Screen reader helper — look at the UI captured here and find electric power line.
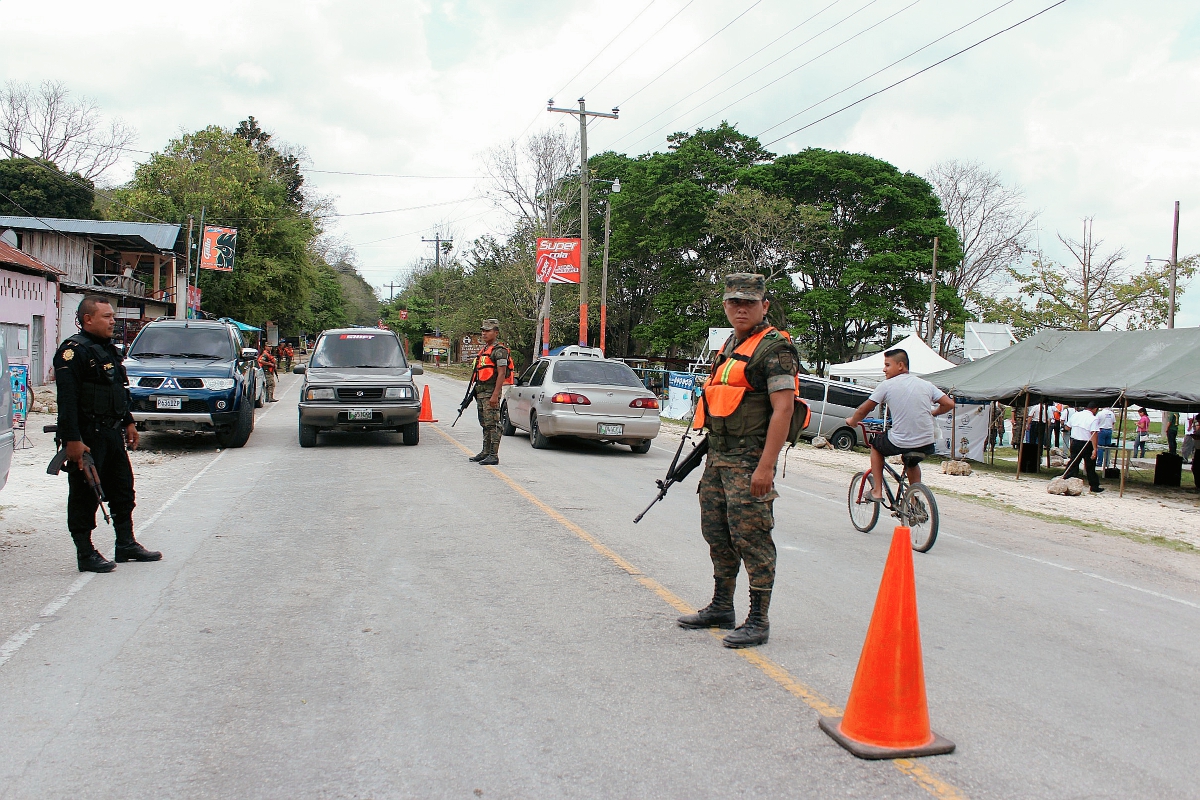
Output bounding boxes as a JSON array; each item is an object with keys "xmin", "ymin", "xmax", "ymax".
[
  {"xmin": 756, "ymin": 0, "xmax": 1016, "ymax": 139},
  {"xmin": 580, "ymin": 0, "xmax": 698, "ymax": 98},
  {"xmin": 551, "ymin": 0, "xmax": 661, "ymax": 99},
  {"xmin": 762, "ymin": 0, "xmax": 1069, "ymax": 145}
]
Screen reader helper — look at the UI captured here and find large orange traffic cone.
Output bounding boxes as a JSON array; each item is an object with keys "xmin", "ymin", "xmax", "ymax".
[
  {"xmin": 819, "ymin": 525, "xmax": 955, "ymax": 759},
  {"xmin": 418, "ymin": 385, "xmax": 438, "ymax": 423}
]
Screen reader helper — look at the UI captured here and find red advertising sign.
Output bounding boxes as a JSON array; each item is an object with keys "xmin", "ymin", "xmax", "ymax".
[
  {"xmin": 535, "ymin": 238, "xmax": 582, "ymax": 284},
  {"xmin": 398, "ymin": 309, "xmax": 409, "ymax": 320},
  {"xmin": 200, "ymin": 226, "xmax": 237, "ymax": 271}
]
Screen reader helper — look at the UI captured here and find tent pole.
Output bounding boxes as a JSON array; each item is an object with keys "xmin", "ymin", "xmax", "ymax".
[
  {"xmin": 1119, "ymin": 398, "xmax": 1129, "ymax": 498},
  {"xmin": 1016, "ymin": 391, "xmax": 1029, "ymax": 481},
  {"xmin": 950, "ymin": 402, "xmax": 957, "ymax": 461}
]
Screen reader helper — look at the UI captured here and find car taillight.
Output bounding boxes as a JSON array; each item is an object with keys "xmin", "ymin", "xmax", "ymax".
[
  {"xmin": 551, "ymin": 392, "xmax": 591, "ymax": 405},
  {"xmin": 630, "ymin": 397, "xmax": 659, "ymax": 409}
]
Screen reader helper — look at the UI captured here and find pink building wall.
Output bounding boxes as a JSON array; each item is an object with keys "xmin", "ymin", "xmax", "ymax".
[{"xmin": 0, "ymin": 267, "xmax": 59, "ymax": 386}]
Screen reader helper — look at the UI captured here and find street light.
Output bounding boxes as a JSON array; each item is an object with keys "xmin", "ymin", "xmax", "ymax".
[{"xmin": 594, "ymin": 178, "xmax": 620, "ymax": 354}]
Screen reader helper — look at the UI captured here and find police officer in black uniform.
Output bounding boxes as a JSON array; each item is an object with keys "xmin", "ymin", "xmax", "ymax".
[{"xmin": 55, "ymin": 295, "xmax": 161, "ymax": 572}]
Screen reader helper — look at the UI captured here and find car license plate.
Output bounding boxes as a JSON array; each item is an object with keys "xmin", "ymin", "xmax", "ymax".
[
  {"xmin": 156, "ymin": 396, "xmax": 183, "ymax": 410},
  {"xmin": 598, "ymin": 423, "xmax": 624, "ymax": 436},
  {"xmin": 347, "ymin": 408, "xmax": 374, "ymax": 421}
]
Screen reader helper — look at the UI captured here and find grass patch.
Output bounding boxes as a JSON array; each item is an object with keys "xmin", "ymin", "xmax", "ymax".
[{"xmin": 423, "ymin": 363, "xmax": 473, "ymax": 381}]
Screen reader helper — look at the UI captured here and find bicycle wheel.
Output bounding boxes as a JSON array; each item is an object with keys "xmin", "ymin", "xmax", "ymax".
[
  {"xmin": 901, "ymin": 482, "xmax": 939, "ymax": 552},
  {"xmin": 847, "ymin": 471, "xmax": 881, "ymax": 533}
]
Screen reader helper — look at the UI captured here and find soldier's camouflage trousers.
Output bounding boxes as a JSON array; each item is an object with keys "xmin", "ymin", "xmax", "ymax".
[
  {"xmin": 475, "ymin": 384, "xmax": 502, "ymax": 455},
  {"xmin": 698, "ymin": 457, "xmax": 778, "ymax": 591}
]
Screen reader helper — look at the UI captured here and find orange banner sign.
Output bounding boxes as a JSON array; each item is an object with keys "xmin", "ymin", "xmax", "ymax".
[{"xmin": 200, "ymin": 226, "xmax": 238, "ymax": 271}]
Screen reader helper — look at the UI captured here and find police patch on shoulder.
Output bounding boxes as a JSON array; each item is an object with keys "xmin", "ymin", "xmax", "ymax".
[
  {"xmin": 764, "ymin": 331, "xmax": 780, "ymax": 340},
  {"xmin": 62, "ymin": 348, "xmax": 75, "ymax": 361}
]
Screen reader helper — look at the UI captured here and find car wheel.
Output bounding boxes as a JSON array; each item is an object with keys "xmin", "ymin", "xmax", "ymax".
[
  {"xmin": 530, "ymin": 412, "xmax": 551, "ymax": 449},
  {"xmin": 298, "ymin": 423, "xmax": 318, "ymax": 448},
  {"xmin": 218, "ymin": 399, "xmax": 254, "ymax": 448},
  {"xmin": 401, "ymin": 421, "xmax": 420, "ymax": 446},
  {"xmin": 830, "ymin": 428, "xmax": 855, "ymax": 451},
  {"xmin": 630, "ymin": 439, "xmax": 652, "ymax": 454},
  {"xmin": 500, "ymin": 402, "xmax": 516, "ymax": 436}
]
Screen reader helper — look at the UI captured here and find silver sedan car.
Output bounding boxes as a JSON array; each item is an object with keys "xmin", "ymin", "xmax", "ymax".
[{"xmin": 501, "ymin": 347, "xmax": 661, "ymax": 453}]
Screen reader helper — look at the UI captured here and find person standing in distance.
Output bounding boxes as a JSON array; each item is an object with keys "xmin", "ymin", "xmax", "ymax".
[
  {"xmin": 845, "ymin": 349, "xmax": 955, "ymax": 501},
  {"xmin": 258, "ymin": 345, "xmax": 278, "ymax": 403},
  {"xmin": 54, "ymin": 296, "xmax": 161, "ymax": 572},
  {"xmin": 677, "ymin": 274, "xmax": 798, "ymax": 649},
  {"xmin": 469, "ymin": 319, "xmax": 512, "ymax": 466},
  {"xmin": 1065, "ymin": 403, "xmax": 1104, "ymax": 493}
]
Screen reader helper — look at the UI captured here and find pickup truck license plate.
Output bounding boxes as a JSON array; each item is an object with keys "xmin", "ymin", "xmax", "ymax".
[
  {"xmin": 598, "ymin": 423, "xmax": 624, "ymax": 436},
  {"xmin": 156, "ymin": 396, "xmax": 183, "ymax": 410},
  {"xmin": 347, "ymin": 408, "xmax": 374, "ymax": 421}
]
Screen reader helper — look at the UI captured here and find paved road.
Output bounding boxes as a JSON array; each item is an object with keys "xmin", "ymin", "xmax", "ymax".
[{"xmin": 1, "ymin": 371, "xmax": 1197, "ymax": 799}]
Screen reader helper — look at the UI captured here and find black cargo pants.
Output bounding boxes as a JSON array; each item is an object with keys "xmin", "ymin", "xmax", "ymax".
[{"xmin": 67, "ymin": 424, "xmax": 136, "ymax": 534}]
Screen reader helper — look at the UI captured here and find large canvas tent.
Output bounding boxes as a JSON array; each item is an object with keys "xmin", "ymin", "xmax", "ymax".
[
  {"xmin": 924, "ymin": 329, "xmax": 1200, "ymax": 412},
  {"xmin": 827, "ymin": 333, "xmax": 955, "ymax": 383}
]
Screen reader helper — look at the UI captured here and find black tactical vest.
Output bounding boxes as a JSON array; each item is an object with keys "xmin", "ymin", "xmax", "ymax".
[{"xmin": 66, "ymin": 333, "xmax": 130, "ymax": 420}]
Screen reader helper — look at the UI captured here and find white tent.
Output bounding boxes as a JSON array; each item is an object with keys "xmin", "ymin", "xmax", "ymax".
[{"xmin": 827, "ymin": 334, "xmax": 955, "ymax": 384}]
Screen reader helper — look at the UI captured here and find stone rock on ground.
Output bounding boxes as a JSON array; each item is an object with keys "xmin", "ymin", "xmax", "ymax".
[
  {"xmin": 1047, "ymin": 476, "xmax": 1086, "ymax": 496},
  {"xmin": 811, "ymin": 436, "xmax": 831, "ymax": 449},
  {"xmin": 942, "ymin": 459, "xmax": 972, "ymax": 476}
]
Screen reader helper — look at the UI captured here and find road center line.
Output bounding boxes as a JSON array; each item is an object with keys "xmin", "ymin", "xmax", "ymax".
[
  {"xmin": 430, "ymin": 423, "xmax": 968, "ymax": 800},
  {"xmin": 0, "ymin": 376, "xmax": 301, "ymax": 671}
]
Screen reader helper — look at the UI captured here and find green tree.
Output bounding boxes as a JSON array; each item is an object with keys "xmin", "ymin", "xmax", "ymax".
[{"xmin": 0, "ymin": 158, "xmax": 97, "ymax": 218}]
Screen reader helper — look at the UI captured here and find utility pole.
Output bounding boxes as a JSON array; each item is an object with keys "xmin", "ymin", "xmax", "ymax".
[
  {"xmin": 548, "ymin": 97, "xmax": 619, "ymax": 347},
  {"xmin": 598, "ymin": 177, "xmax": 620, "ymax": 355},
  {"xmin": 927, "ymin": 236, "xmax": 939, "ymax": 347},
  {"xmin": 422, "ymin": 233, "xmax": 452, "ymax": 342},
  {"xmin": 1170, "ymin": 201, "xmax": 1180, "ymax": 329},
  {"xmin": 383, "ymin": 282, "xmax": 401, "ymax": 301},
  {"xmin": 178, "ymin": 214, "xmax": 193, "ymax": 320}
]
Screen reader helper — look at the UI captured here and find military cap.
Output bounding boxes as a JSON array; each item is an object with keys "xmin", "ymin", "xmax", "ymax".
[
  {"xmin": 481, "ymin": 319, "xmax": 501, "ymax": 331},
  {"xmin": 723, "ymin": 273, "xmax": 766, "ymax": 301}
]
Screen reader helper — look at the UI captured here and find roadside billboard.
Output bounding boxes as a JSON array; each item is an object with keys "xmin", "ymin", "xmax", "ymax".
[
  {"xmin": 423, "ymin": 335, "xmax": 451, "ymax": 357},
  {"xmin": 535, "ymin": 238, "xmax": 582, "ymax": 284},
  {"xmin": 200, "ymin": 226, "xmax": 237, "ymax": 271},
  {"xmin": 460, "ymin": 333, "xmax": 486, "ymax": 362}
]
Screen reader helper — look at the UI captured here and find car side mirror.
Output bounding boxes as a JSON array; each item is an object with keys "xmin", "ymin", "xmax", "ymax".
[
  {"xmin": 293, "ymin": 364, "xmax": 306, "ymax": 374},
  {"xmin": 241, "ymin": 348, "xmax": 258, "ymax": 361},
  {"xmin": 410, "ymin": 364, "xmax": 424, "ymax": 375}
]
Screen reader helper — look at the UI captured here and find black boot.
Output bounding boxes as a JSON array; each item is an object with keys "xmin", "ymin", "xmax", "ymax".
[
  {"xmin": 469, "ymin": 452, "xmax": 488, "ymax": 462},
  {"xmin": 478, "ymin": 454, "xmax": 499, "ymax": 466},
  {"xmin": 72, "ymin": 530, "xmax": 115, "ymax": 573},
  {"xmin": 723, "ymin": 588, "xmax": 771, "ymax": 648},
  {"xmin": 678, "ymin": 577, "xmax": 737, "ymax": 629},
  {"xmin": 114, "ymin": 522, "xmax": 162, "ymax": 563}
]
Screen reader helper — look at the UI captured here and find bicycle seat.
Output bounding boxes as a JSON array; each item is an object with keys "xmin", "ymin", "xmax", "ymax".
[{"xmin": 900, "ymin": 452, "xmax": 926, "ymax": 467}]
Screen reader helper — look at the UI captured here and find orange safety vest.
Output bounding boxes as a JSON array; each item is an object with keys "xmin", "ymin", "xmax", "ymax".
[
  {"xmin": 473, "ymin": 343, "xmax": 514, "ymax": 384},
  {"xmin": 693, "ymin": 327, "xmax": 806, "ymax": 431}
]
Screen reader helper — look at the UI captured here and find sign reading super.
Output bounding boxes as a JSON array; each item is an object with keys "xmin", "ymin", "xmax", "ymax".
[{"xmin": 535, "ymin": 238, "xmax": 582, "ymax": 284}]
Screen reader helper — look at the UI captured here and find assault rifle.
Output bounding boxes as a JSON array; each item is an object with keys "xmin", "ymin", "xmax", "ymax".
[
  {"xmin": 450, "ymin": 376, "xmax": 478, "ymax": 427},
  {"xmin": 634, "ymin": 424, "xmax": 709, "ymax": 524},
  {"xmin": 45, "ymin": 425, "xmax": 111, "ymax": 523}
]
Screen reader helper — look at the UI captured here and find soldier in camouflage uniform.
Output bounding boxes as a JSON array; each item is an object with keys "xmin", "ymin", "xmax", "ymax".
[
  {"xmin": 469, "ymin": 319, "xmax": 512, "ymax": 466},
  {"xmin": 678, "ymin": 274, "xmax": 799, "ymax": 648}
]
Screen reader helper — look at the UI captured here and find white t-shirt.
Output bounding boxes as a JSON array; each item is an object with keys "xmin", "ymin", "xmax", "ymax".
[
  {"xmin": 1066, "ymin": 409, "xmax": 1100, "ymax": 442},
  {"xmin": 869, "ymin": 372, "xmax": 944, "ymax": 448},
  {"xmin": 1096, "ymin": 408, "xmax": 1116, "ymax": 430}
]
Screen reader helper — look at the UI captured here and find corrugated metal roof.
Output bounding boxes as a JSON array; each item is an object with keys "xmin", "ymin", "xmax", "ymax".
[
  {"xmin": 0, "ymin": 238, "xmax": 65, "ymax": 277},
  {"xmin": 0, "ymin": 215, "xmax": 181, "ymax": 251}
]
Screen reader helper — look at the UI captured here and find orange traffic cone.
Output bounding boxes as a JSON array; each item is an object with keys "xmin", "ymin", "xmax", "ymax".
[
  {"xmin": 819, "ymin": 526, "xmax": 955, "ymax": 759},
  {"xmin": 418, "ymin": 385, "xmax": 438, "ymax": 423}
]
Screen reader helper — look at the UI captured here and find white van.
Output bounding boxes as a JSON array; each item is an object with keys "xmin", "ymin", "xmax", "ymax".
[{"xmin": 798, "ymin": 376, "xmax": 872, "ymax": 450}]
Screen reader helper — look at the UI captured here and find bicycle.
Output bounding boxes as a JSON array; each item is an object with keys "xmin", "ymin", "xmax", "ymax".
[{"xmin": 847, "ymin": 419, "xmax": 940, "ymax": 552}]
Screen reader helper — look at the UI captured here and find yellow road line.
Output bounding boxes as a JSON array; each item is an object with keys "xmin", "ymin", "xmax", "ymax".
[{"xmin": 431, "ymin": 424, "xmax": 967, "ymax": 800}]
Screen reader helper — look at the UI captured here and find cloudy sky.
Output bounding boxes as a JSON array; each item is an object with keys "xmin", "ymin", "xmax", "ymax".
[{"xmin": 5, "ymin": 0, "xmax": 1199, "ymax": 321}]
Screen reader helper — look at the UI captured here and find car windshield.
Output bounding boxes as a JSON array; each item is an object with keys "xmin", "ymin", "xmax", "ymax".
[
  {"xmin": 552, "ymin": 360, "xmax": 643, "ymax": 387},
  {"xmin": 310, "ymin": 332, "xmax": 407, "ymax": 368},
  {"xmin": 129, "ymin": 327, "xmax": 233, "ymax": 360}
]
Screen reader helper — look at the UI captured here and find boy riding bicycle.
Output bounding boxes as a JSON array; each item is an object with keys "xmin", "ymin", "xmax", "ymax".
[{"xmin": 845, "ymin": 348, "xmax": 955, "ymax": 502}]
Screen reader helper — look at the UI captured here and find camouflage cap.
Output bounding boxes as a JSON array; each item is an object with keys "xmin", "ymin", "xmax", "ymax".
[
  {"xmin": 481, "ymin": 318, "xmax": 501, "ymax": 331},
  {"xmin": 723, "ymin": 273, "xmax": 766, "ymax": 301}
]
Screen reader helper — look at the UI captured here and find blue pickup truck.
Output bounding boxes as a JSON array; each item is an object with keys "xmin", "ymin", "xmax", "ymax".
[{"xmin": 124, "ymin": 318, "xmax": 260, "ymax": 448}]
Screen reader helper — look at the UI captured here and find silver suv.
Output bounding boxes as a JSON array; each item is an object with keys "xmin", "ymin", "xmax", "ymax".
[{"xmin": 294, "ymin": 328, "xmax": 423, "ymax": 447}]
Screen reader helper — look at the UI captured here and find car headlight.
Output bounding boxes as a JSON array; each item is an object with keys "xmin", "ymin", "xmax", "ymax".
[
  {"xmin": 306, "ymin": 387, "xmax": 335, "ymax": 400},
  {"xmin": 202, "ymin": 378, "xmax": 235, "ymax": 390},
  {"xmin": 384, "ymin": 387, "xmax": 413, "ymax": 399}
]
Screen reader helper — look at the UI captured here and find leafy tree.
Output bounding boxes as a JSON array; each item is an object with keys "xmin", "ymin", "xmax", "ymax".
[{"xmin": 0, "ymin": 157, "xmax": 97, "ymax": 218}]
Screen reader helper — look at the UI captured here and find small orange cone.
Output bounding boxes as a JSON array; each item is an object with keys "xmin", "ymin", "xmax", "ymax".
[
  {"xmin": 819, "ymin": 526, "xmax": 955, "ymax": 759},
  {"xmin": 418, "ymin": 385, "xmax": 437, "ymax": 423}
]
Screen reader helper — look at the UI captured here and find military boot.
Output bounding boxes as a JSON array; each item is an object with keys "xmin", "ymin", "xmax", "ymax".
[
  {"xmin": 469, "ymin": 452, "xmax": 488, "ymax": 462},
  {"xmin": 677, "ymin": 577, "xmax": 737, "ymax": 629},
  {"xmin": 723, "ymin": 588, "xmax": 771, "ymax": 648},
  {"xmin": 478, "ymin": 454, "xmax": 499, "ymax": 466},
  {"xmin": 114, "ymin": 522, "xmax": 162, "ymax": 563},
  {"xmin": 72, "ymin": 530, "xmax": 115, "ymax": 573}
]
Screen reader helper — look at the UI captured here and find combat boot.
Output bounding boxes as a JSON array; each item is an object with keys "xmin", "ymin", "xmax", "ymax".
[
  {"xmin": 478, "ymin": 454, "xmax": 499, "ymax": 466},
  {"xmin": 114, "ymin": 522, "xmax": 162, "ymax": 563},
  {"xmin": 72, "ymin": 530, "xmax": 115, "ymax": 573},
  {"xmin": 678, "ymin": 577, "xmax": 737, "ymax": 629},
  {"xmin": 469, "ymin": 452, "xmax": 488, "ymax": 462},
  {"xmin": 723, "ymin": 588, "xmax": 770, "ymax": 648}
]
